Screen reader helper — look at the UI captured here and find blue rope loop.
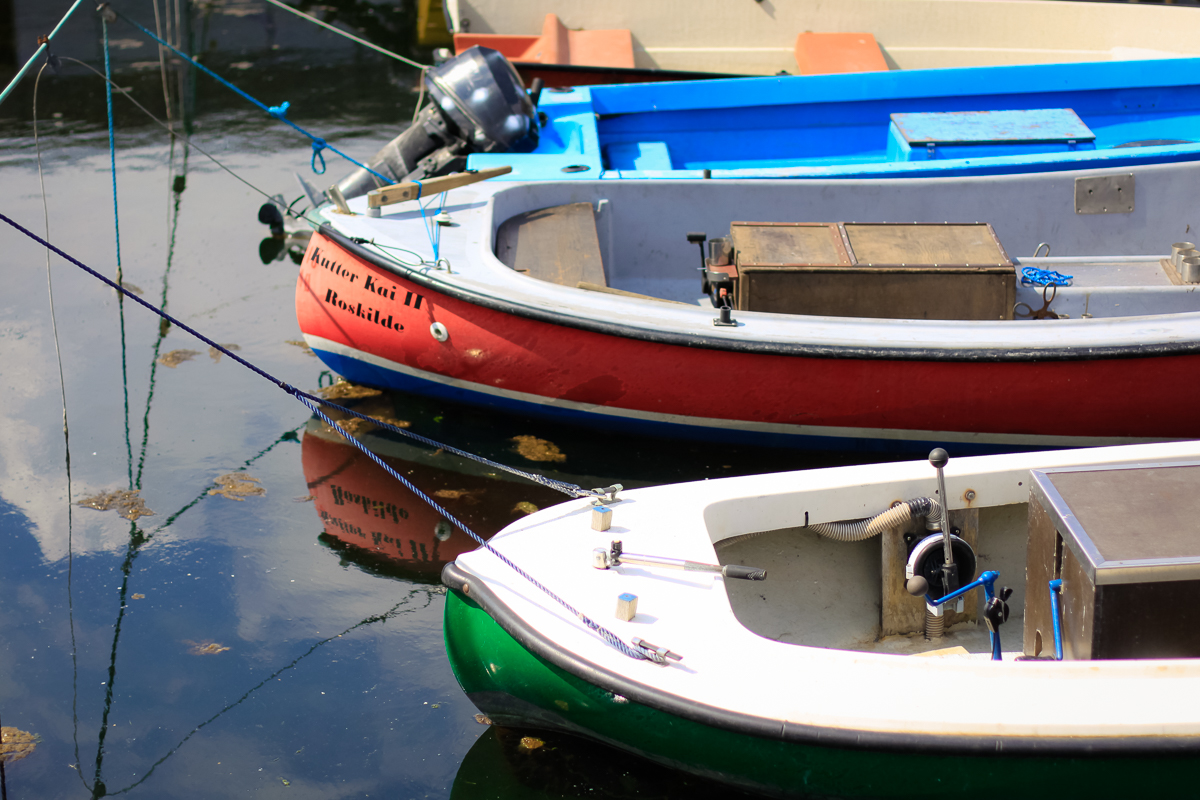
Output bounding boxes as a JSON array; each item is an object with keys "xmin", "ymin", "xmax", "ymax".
[
  {"xmin": 0, "ymin": 211, "xmax": 646, "ymax": 661},
  {"xmin": 1020, "ymin": 266, "xmax": 1073, "ymax": 287},
  {"xmin": 416, "ymin": 188, "xmax": 449, "ymax": 262},
  {"xmin": 310, "ymin": 138, "xmax": 327, "ymax": 174}
]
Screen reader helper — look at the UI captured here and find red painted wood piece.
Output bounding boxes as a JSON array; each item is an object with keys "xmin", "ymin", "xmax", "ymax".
[
  {"xmin": 794, "ymin": 32, "xmax": 889, "ymax": 75},
  {"xmin": 454, "ymin": 13, "xmax": 634, "ymax": 68}
]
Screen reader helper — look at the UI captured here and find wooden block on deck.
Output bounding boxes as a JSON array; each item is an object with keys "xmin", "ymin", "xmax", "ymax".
[
  {"xmin": 794, "ymin": 32, "xmax": 889, "ymax": 75},
  {"xmin": 455, "ymin": 14, "xmax": 634, "ymax": 69},
  {"xmin": 496, "ymin": 202, "xmax": 607, "ymax": 288}
]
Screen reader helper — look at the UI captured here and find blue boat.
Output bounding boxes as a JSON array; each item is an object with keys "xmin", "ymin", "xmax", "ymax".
[{"xmin": 455, "ymin": 57, "xmax": 1200, "ymax": 182}]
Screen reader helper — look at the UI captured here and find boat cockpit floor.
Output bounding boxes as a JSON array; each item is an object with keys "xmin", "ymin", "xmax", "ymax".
[{"xmin": 493, "ymin": 201, "xmax": 1200, "ymax": 319}]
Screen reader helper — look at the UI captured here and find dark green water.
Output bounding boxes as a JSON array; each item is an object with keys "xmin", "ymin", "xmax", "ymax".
[{"xmin": 0, "ymin": 3, "xmax": 883, "ymax": 797}]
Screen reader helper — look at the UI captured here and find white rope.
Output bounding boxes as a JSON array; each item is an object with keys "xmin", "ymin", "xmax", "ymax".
[{"xmin": 263, "ymin": 0, "xmax": 432, "ymax": 70}]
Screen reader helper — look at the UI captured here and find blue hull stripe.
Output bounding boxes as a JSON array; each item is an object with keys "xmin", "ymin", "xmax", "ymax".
[{"xmin": 308, "ymin": 343, "xmax": 1153, "ymax": 455}]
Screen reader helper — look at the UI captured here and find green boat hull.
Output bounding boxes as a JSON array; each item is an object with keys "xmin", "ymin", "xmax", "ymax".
[{"xmin": 443, "ymin": 575, "xmax": 1199, "ymax": 798}]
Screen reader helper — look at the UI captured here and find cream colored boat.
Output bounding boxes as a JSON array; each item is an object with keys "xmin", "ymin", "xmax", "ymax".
[{"xmin": 444, "ymin": 0, "xmax": 1200, "ymax": 75}]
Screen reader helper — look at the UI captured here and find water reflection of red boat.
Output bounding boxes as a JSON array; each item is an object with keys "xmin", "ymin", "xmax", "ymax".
[{"xmin": 301, "ymin": 416, "xmax": 566, "ymax": 577}]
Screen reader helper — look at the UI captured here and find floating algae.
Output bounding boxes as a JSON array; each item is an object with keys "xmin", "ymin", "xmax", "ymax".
[
  {"xmin": 0, "ymin": 727, "xmax": 41, "ymax": 764},
  {"xmin": 512, "ymin": 435, "xmax": 567, "ymax": 463},
  {"xmin": 184, "ymin": 640, "xmax": 230, "ymax": 655},
  {"xmin": 434, "ymin": 489, "xmax": 483, "ymax": 503},
  {"xmin": 208, "ymin": 343, "xmax": 241, "ymax": 363},
  {"xmin": 518, "ymin": 736, "xmax": 544, "ymax": 752},
  {"xmin": 77, "ymin": 489, "xmax": 155, "ymax": 521},
  {"xmin": 474, "ymin": 714, "xmax": 492, "ymax": 726},
  {"xmin": 285, "ymin": 339, "xmax": 315, "ymax": 357},
  {"xmin": 132, "ymin": 593, "xmax": 145, "ymax": 600},
  {"xmin": 157, "ymin": 349, "xmax": 200, "ymax": 368},
  {"xmin": 512, "ymin": 501, "xmax": 539, "ymax": 516},
  {"xmin": 324, "ymin": 413, "xmax": 411, "ymax": 437},
  {"xmin": 208, "ymin": 473, "xmax": 266, "ymax": 501},
  {"xmin": 315, "ymin": 380, "xmax": 381, "ymax": 400}
]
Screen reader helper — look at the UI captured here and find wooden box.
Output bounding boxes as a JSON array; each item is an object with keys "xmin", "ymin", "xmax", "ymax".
[
  {"xmin": 1023, "ymin": 462, "xmax": 1200, "ymax": 660},
  {"xmin": 728, "ymin": 222, "xmax": 1014, "ymax": 320}
]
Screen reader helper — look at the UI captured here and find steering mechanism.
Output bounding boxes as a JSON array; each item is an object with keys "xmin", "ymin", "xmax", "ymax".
[{"xmin": 903, "ymin": 449, "xmax": 1012, "ymax": 659}]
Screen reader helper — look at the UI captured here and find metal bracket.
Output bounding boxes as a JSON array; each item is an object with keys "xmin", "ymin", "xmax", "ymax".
[
  {"xmin": 1075, "ymin": 174, "xmax": 1134, "ymax": 214},
  {"xmin": 587, "ymin": 483, "xmax": 623, "ymax": 504},
  {"xmin": 632, "ymin": 637, "xmax": 683, "ymax": 664}
]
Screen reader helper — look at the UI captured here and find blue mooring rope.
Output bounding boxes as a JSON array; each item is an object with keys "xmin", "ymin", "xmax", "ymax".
[
  {"xmin": 109, "ymin": 7, "xmax": 391, "ymax": 186},
  {"xmin": 0, "ymin": 211, "xmax": 652, "ymax": 664},
  {"xmin": 1020, "ymin": 266, "xmax": 1073, "ymax": 287},
  {"xmin": 295, "ymin": 395, "xmax": 651, "ymax": 663}
]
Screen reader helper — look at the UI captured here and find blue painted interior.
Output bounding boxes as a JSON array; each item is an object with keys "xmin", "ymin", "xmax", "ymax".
[{"xmin": 469, "ymin": 58, "xmax": 1200, "ymax": 180}]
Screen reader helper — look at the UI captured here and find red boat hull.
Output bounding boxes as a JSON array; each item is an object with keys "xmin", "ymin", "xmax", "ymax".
[{"xmin": 296, "ymin": 230, "xmax": 1200, "ymax": 452}]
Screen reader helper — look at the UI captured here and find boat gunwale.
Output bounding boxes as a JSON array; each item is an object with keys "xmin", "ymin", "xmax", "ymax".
[
  {"xmin": 441, "ymin": 560, "xmax": 1200, "ymax": 756},
  {"xmin": 318, "ymin": 224, "xmax": 1200, "ymax": 363}
]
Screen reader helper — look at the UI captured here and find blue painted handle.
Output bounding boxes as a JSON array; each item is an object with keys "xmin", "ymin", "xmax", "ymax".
[
  {"xmin": 924, "ymin": 570, "xmax": 999, "ymax": 608},
  {"xmin": 1049, "ymin": 579, "xmax": 1064, "ymax": 661},
  {"xmin": 925, "ymin": 570, "xmax": 1004, "ymax": 662}
]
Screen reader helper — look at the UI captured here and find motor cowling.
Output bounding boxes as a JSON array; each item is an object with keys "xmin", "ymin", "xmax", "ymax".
[{"xmin": 333, "ymin": 46, "xmax": 538, "ymax": 200}]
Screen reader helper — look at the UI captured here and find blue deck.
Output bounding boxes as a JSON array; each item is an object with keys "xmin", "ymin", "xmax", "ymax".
[{"xmin": 468, "ymin": 58, "xmax": 1200, "ymax": 180}]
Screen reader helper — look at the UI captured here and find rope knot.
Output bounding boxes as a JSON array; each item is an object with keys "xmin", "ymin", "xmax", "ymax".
[
  {"xmin": 310, "ymin": 138, "xmax": 327, "ymax": 174},
  {"xmin": 267, "ymin": 100, "xmax": 290, "ymax": 119},
  {"xmin": 1020, "ymin": 266, "xmax": 1073, "ymax": 287}
]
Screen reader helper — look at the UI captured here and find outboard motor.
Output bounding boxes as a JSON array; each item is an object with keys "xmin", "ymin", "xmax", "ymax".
[{"xmin": 332, "ymin": 46, "xmax": 538, "ymax": 200}]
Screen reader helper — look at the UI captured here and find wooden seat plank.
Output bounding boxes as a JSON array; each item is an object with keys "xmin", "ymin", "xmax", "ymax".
[{"xmin": 496, "ymin": 202, "xmax": 608, "ymax": 288}]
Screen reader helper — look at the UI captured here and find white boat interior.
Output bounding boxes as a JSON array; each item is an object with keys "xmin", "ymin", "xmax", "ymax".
[
  {"xmin": 453, "ymin": 441, "xmax": 1200, "ymax": 739},
  {"xmin": 328, "ymin": 167, "xmax": 1200, "ymax": 350}
]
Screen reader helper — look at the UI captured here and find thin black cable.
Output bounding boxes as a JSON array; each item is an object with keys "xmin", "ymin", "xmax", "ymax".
[
  {"xmin": 297, "ymin": 396, "xmax": 652, "ymax": 662},
  {"xmin": 0, "ymin": 212, "xmax": 597, "ymax": 500},
  {"xmin": 1, "ymin": 704, "xmax": 7, "ymax": 800},
  {"xmin": 72, "ymin": 423, "xmax": 304, "ymax": 795},
  {"xmin": 57, "ymin": 56, "xmax": 318, "ymax": 225},
  {"xmin": 31, "ymin": 60, "xmax": 92, "ymax": 795},
  {"xmin": 22, "ymin": 62, "xmax": 597, "ymax": 498},
  {"xmin": 0, "ymin": 214, "xmax": 651, "ymax": 663},
  {"xmin": 104, "ymin": 592, "xmax": 431, "ymax": 796}
]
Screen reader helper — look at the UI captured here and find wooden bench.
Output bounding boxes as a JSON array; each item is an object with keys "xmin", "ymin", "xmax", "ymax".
[{"xmin": 496, "ymin": 202, "xmax": 608, "ymax": 288}]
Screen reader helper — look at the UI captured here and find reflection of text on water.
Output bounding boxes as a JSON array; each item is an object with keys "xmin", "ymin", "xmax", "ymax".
[{"xmin": 330, "ymin": 483, "xmax": 409, "ymax": 522}]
